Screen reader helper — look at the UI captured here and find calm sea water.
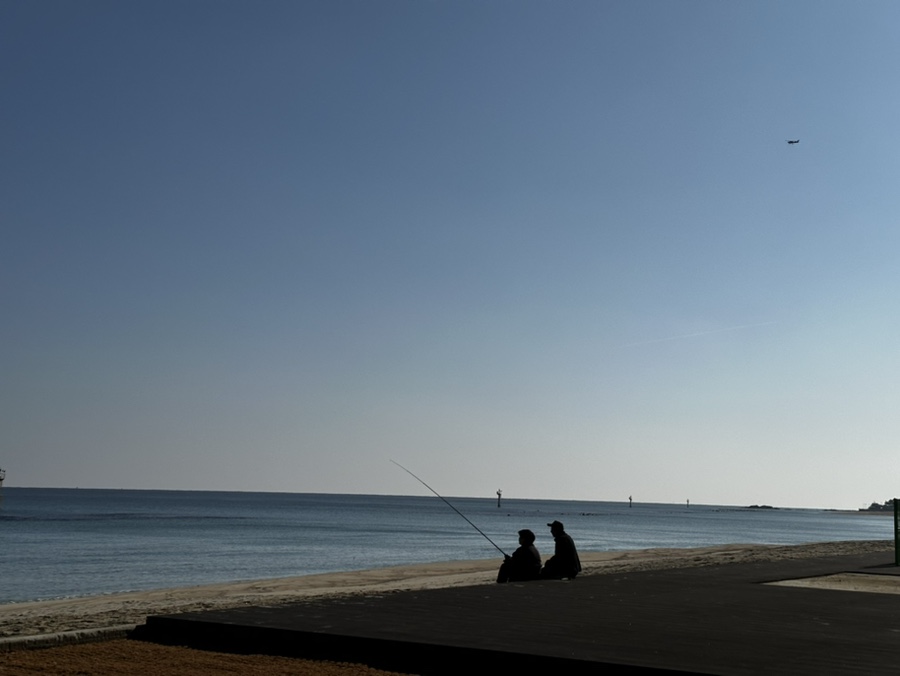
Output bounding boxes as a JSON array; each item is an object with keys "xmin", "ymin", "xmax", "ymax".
[{"xmin": 0, "ymin": 488, "xmax": 892, "ymax": 604}]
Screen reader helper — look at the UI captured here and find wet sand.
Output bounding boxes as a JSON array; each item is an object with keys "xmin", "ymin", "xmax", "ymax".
[{"xmin": 0, "ymin": 541, "xmax": 893, "ymax": 674}]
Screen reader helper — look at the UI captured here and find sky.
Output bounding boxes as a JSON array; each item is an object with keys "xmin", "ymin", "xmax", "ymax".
[{"xmin": 3, "ymin": 1, "xmax": 899, "ymax": 509}]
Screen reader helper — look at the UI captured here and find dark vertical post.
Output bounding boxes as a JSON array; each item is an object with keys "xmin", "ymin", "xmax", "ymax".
[{"xmin": 893, "ymin": 498, "xmax": 899, "ymax": 567}]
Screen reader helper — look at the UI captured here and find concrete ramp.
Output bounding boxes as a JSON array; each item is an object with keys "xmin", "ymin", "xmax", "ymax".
[{"xmin": 135, "ymin": 551, "xmax": 900, "ymax": 675}]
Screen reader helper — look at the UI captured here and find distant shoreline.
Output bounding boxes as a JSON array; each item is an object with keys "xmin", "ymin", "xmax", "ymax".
[
  {"xmin": 830, "ymin": 509, "xmax": 895, "ymax": 516},
  {"xmin": 0, "ymin": 486, "xmax": 878, "ymax": 512}
]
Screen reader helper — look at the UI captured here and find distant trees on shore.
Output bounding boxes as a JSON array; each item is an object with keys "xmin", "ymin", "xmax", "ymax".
[{"xmin": 861, "ymin": 499, "xmax": 896, "ymax": 512}]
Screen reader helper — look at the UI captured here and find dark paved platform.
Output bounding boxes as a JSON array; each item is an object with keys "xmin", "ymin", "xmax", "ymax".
[{"xmin": 134, "ymin": 551, "xmax": 900, "ymax": 675}]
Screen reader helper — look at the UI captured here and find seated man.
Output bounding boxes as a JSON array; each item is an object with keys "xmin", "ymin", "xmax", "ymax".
[
  {"xmin": 496, "ymin": 529, "xmax": 541, "ymax": 583},
  {"xmin": 540, "ymin": 520, "xmax": 582, "ymax": 579}
]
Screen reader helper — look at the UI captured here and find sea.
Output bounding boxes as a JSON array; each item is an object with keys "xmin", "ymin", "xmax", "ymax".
[{"xmin": 0, "ymin": 488, "xmax": 892, "ymax": 605}]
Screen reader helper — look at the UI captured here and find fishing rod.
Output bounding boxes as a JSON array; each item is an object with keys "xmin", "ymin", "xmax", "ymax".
[{"xmin": 391, "ymin": 460, "xmax": 508, "ymax": 557}]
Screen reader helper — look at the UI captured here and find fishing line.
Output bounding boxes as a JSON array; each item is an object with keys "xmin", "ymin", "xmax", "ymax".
[{"xmin": 391, "ymin": 460, "xmax": 508, "ymax": 557}]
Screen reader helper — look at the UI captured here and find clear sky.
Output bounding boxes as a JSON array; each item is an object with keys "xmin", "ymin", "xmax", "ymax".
[{"xmin": 3, "ymin": 1, "xmax": 899, "ymax": 509}]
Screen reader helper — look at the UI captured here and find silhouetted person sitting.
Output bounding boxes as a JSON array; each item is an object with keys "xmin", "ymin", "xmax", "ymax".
[
  {"xmin": 540, "ymin": 520, "xmax": 581, "ymax": 579},
  {"xmin": 496, "ymin": 529, "xmax": 542, "ymax": 583}
]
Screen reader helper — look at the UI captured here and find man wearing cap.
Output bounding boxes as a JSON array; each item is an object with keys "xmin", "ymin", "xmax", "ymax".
[
  {"xmin": 540, "ymin": 520, "xmax": 582, "ymax": 579},
  {"xmin": 496, "ymin": 529, "xmax": 542, "ymax": 583}
]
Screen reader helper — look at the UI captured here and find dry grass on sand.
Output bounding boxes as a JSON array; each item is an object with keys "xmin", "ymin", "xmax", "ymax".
[{"xmin": 0, "ymin": 639, "xmax": 413, "ymax": 675}]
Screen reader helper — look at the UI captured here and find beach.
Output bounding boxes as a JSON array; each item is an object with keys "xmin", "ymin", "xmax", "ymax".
[
  {"xmin": 0, "ymin": 540, "xmax": 893, "ymax": 674},
  {"xmin": 3, "ymin": 540, "xmax": 891, "ymax": 639}
]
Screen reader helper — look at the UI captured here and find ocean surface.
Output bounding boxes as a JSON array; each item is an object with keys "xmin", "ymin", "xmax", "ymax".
[{"xmin": 0, "ymin": 488, "xmax": 892, "ymax": 604}]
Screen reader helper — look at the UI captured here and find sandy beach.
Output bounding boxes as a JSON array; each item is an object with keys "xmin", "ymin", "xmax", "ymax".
[
  {"xmin": 0, "ymin": 540, "xmax": 893, "ymax": 674},
  {"xmin": 1, "ymin": 539, "xmax": 893, "ymax": 640}
]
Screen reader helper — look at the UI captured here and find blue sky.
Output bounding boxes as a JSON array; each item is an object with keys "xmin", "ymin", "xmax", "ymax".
[{"xmin": 3, "ymin": 1, "xmax": 899, "ymax": 508}]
